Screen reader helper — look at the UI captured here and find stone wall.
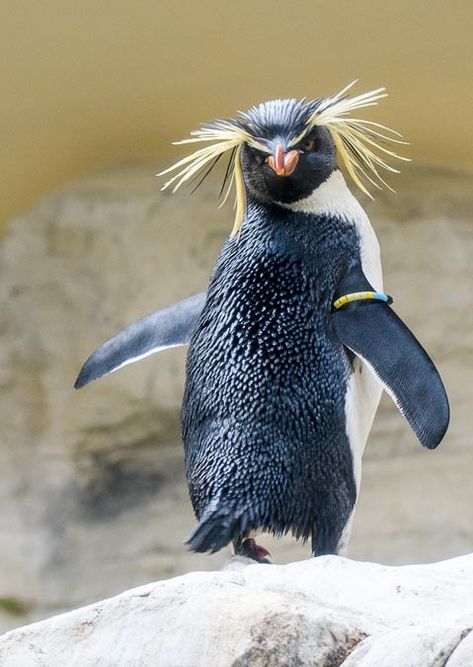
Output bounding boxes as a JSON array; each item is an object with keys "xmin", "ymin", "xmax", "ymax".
[{"xmin": 0, "ymin": 163, "xmax": 471, "ymax": 631}]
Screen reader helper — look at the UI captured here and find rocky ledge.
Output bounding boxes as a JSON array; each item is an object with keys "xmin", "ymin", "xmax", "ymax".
[{"xmin": 0, "ymin": 554, "xmax": 472, "ymax": 666}]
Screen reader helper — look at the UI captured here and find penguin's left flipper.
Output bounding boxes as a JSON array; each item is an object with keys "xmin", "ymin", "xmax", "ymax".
[
  {"xmin": 332, "ymin": 264, "xmax": 449, "ymax": 449},
  {"xmin": 74, "ymin": 292, "xmax": 206, "ymax": 389}
]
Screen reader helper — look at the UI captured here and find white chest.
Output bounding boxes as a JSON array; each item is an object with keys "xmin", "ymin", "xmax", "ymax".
[{"xmin": 278, "ymin": 170, "xmax": 384, "ymax": 494}]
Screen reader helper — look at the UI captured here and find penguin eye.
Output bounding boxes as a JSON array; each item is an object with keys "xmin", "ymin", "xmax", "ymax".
[
  {"xmin": 246, "ymin": 145, "xmax": 266, "ymax": 164},
  {"xmin": 301, "ymin": 137, "xmax": 317, "ymax": 152}
]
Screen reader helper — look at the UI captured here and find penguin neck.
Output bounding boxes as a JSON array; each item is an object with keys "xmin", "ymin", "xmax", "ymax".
[
  {"xmin": 275, "ymin": 169, "xmax": 366, "ymax": 224},
  {"xmin": 242, "ymin": 169, "xmax": 383, "ymax": 291},
  {"xmin": 242, "ymin": 170, "xmax": 366, "ymax": 250},
  {"xmin": 271, "ymin": 169, "xmax": 382, "ymax": 291}
]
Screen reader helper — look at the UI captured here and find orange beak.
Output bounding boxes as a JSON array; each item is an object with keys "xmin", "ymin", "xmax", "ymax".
[{"xmin": 267, "ymin": 144, "xmax": 300, "ymax": 177}]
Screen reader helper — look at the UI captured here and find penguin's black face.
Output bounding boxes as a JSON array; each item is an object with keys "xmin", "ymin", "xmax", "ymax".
[{"xmin": 239, "ymin": 99, "xmax": 338, "ymax": 205}]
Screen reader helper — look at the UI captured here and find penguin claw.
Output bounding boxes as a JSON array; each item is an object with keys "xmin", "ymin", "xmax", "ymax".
[{"xmin": 236, "ymin": 538, "xmax": 272, "ymax": 564}]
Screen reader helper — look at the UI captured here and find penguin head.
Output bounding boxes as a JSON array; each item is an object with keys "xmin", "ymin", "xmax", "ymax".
[
  {"xmin": 238, "ymin": 99, "xmax": 337, "ymax": 205},
  {"xmin": 160, "ymin": 82, "xmax": 408, "ymax": 236}
]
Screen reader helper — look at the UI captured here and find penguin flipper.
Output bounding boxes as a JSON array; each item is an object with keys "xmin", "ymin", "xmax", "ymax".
[
  {"xmin": 74, "ymin": 292, "xmax": 206, "ymax": 389},
  {"xmin": 332, "ymin": 264, "xmax": 449, "ymax": 449}
]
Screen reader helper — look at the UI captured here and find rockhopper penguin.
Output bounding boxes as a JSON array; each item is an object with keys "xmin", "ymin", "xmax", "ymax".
[{"xmin": 75, "ymin": 82, "xmax": 449, "ymax": 562}]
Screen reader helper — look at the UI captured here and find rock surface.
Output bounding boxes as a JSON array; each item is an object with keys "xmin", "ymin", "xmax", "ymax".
[
  {"xmin": 0, "ymin": 162, "xmax": 472, "ymax": 632},
  {"xmin": 1, "ymin": 554, "xmax": 473, "ymax": 666}
]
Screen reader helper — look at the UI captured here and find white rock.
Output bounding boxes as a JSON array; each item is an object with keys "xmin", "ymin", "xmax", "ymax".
[{"xmin": 0, "ymin": 555, "xmax": 472, "ymax": 666}]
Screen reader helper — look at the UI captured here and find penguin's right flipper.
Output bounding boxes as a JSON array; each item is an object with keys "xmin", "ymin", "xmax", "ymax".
[
  {"xmin": 74, "ymin": 292, "xmax": 206, "ymax": 389},
  {"xmin": 332, "ymin": 263, "xmax": 449, "ymax": 450}
]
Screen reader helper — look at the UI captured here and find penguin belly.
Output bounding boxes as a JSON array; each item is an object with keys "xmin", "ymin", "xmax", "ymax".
[
  {"xmin": 182, "ymin": 214, "xmax": 363, "ymax": 556},
  {"xmin": 337, "ymin": 357, "xmax": 382, "ymax": 554}
]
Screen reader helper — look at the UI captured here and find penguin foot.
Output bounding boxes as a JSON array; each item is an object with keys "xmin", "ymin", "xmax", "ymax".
[{"xmin": 236, "ymin": 538, "xmax": 272, "ymax": 564}]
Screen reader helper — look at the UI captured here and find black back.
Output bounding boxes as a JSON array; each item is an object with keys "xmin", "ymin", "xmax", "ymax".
[{"xmin": 182, "ymin": 200, "xmax": 361, "ymax": 554}]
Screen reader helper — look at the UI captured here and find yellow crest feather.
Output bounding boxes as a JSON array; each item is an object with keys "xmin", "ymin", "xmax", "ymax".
[{"xmin": 158, "ymin": 82, "xmax": 409, "ymax": 235}]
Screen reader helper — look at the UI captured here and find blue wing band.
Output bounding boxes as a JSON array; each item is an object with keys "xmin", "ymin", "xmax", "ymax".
[{"xmin": 333, "ymin": 291, "xmax": 393, "ymax": 310}]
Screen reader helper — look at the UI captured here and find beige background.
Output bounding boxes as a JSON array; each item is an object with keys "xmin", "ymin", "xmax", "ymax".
[
  {"xmin": 0, "ymin": 0, "xmax": 472, "ymax": 634},
  {"xmin": 1, "ymin": 0, "xmax": 473, "ymax": 231}
]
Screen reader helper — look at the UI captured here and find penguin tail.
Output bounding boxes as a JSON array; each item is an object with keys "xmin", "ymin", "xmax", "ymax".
[{"xmin": 186, "ymin": 503, "xmax": 249, "ymax": 554}]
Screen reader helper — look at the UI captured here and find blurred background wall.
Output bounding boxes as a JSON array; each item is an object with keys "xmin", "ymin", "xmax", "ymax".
[
  {"xmin": 0, "ymin": 0, "xmax": 472, "ymax": 634},
  {"xmin": 1, "ymin": 0, "xmax": 472, "ymax": 231}
]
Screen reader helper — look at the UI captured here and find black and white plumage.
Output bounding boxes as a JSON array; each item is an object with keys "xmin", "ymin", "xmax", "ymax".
[{"xmin": 75, "ymin": 83, "xmax": 449, "ymax": 560}]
